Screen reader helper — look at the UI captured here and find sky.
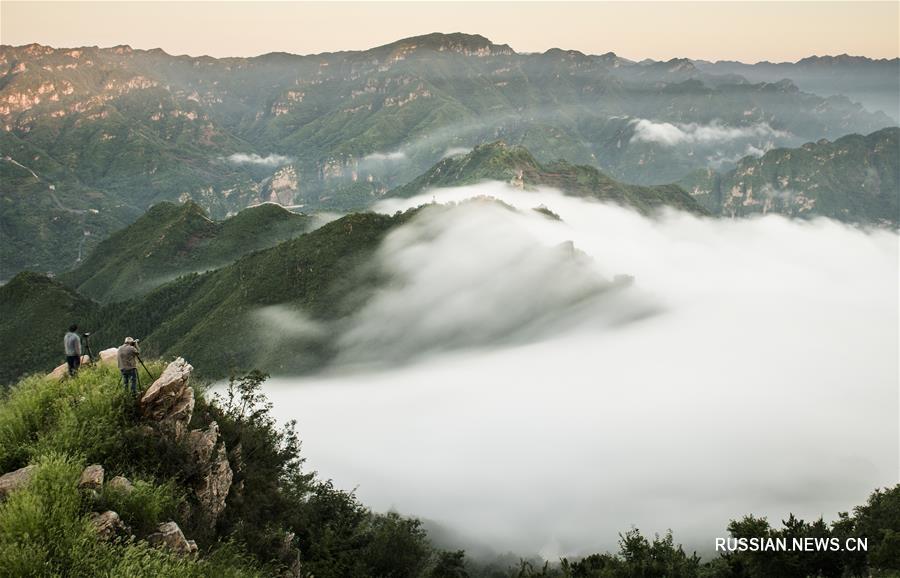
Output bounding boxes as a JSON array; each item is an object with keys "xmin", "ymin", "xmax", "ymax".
[{"xmin": 2, "ymin": 1, "xmax": 898, "ymax": 63}]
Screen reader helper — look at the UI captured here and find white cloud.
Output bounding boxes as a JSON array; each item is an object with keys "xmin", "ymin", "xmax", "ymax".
[
  {"xmin": 226, "ymin": 153, "xmax": 293, "ymax": 167},
  {"xmin": 441, "ymin": 147, "xmax": 472, "ymax": 159},
  {"xmin": 363, "ymin": 150, "xmax": 407, "ymax": 162},
  {"xmin": 707, "ymin": 142, "xmax": 774, "ymax": 168},
  {"xmin": 248, "ymin": 184, "xmax": 898, "ymax": 559},
  {"xmin": 630, "ymin": 118, "xmax": 790, "ymax": 146}
]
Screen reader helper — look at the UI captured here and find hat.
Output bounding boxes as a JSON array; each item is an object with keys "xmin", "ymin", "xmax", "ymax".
[{"xmin": 124, "ymin": 337, "xmax": 135, "ymax": 344}]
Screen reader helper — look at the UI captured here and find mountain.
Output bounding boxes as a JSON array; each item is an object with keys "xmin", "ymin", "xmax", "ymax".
[
  {"xmin": 58, "ymin": 201, "xmax": 313, "ymax": 302},
  {"xmin": 385, "ymin": 141, "xmax": 708, "ymax": 215},
  {"xmin": 0, "ymin": 271, "xmax": 99, "ymax": 383},
  {"xmin": 0, "ymin": 210, "xmax": 410, "ymax": 384},
  {"xmin": 692, "ymin": 55, "xmax": 900, "ymax": 122},
  {"xmin": 2, "ymin": 34, "xmax": 894, "ymax": 277},
  {"xmin": 679, "ymin": 127, "xmax": 899, "ymax": 223}
]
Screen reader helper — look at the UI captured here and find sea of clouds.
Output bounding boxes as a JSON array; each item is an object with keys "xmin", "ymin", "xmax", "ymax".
[{"xmin": 254, "ymin": 183, "xmax": 898, "ymax": 558}]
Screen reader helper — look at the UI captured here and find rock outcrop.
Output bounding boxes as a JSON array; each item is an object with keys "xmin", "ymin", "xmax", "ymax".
[
  {"xmin": 78, "ymin": 464, "xmax": 104, "ymax": 490},
  {"xmin": 140, "ymin": 357, "xmax": 195, "ymax": 439},
  {"xmin": 138, "ymin": 358, "xmax": 234, "ymax": 526},
  {"xmin": 147, "ymin": 521, "xmax": 198, "ymax": 556},
  {"xmin": 0, "ymin": 464, "xmax": 36, "ymax": 499},
  {"xmin": 185, "ymin": 421, "xmax": 233, "ymax": 526},
  {"xmin": 277, "ymin": 532, "xmax": 303, "ymax": 578},
  {"xmin": 89, "ymin": 510, "xmax": 129, "ymax": 540},
  {"xmin": 108, "ymin": 475, "xmax": 135, "ymax": 494}
]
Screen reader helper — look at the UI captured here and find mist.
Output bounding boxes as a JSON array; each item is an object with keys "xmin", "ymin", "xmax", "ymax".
[
  {"xmin": 254, "ymin": 183, "xmax": 898, "ymax": 558},
  {"xmin": 226, "ymin": 153, "xmax": 294, "ymax": 167},
  {"xmin": 630, "ymin": 118, "xmax": 789, "ymax": 146}
]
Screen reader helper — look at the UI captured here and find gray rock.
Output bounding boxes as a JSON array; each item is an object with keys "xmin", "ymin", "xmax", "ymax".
[
  {"xmin": 277, "ymin": 532, "xmax": 303, "ymax": 578},
  {"xmin": 108, "ymin": 475, "xmax": 135, "ymax": 494},
  {"xmin": 140, "ymin": 358, "xmax": 195, "ymax": 440},
  {"xmin": 89, "ymin": 510, "xmax": 129, "ymax": 540},
  {"xmin": 78, "ymin": 464, "xmax": 104, "ymax": 491},
  {"xmin": 147, "ymin": 521, "xmax": 197, "ymax": 556},
  {"xmin": 186, "ymin": 422, "xmax": 233, "ymax": 526},
  {"xmin": 0, "ymin": 465, "xmax": 36, "ymax": 500}
]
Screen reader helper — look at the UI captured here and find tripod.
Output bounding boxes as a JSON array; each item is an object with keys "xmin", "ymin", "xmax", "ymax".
[
  {"xmin": 82, "ymin": 332, "xmax": 96, "ymax": 365},
  {"xmin": 136, "ymin": 354, "xmax": 155, "ymax": 387}
]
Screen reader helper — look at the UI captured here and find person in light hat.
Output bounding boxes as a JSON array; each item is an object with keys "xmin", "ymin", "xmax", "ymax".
[{"xmin": 117, "ymin": 337, "xmax": 140, "ymax": 394}]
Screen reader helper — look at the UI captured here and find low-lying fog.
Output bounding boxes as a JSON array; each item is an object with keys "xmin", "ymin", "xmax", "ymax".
[{"xmin": 256, "ymin": 184, "xmax": 898, "ymax": 558}]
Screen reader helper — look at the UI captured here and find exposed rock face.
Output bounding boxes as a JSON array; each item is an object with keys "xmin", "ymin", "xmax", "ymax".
[
  {"xmin": 0, "ymin": 465, "xmax": 36, "ymax": 499},
  {"xmin": 78, "ymin": 464, "xmax": 104, "ymax": 490},
  {"xmin": 147, "ymin": 521, "xmax": 198, "ymax": 556},
  {"xmin": 140, "ymin": 358, "xmax": 195, "ymax": 439},
  {"xmin": 185, "ymin": 421, "xmax": 233, "ymax": 526},
  {"xmin": 108, "ymin": 475, "xmax": 135, "ymax": 494},
  {"xmin": 89, "ymin": 510, "xmax": 129, "ymax": 540}
]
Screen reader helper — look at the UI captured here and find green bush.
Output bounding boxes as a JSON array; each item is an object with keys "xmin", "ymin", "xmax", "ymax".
[
  {"xmin": 0, "ymin": 452, "xmax": 100, "ymax": 577},
  {"xmin": 96, "ymin": 478, "xmax": 184, "ymax": 537}
]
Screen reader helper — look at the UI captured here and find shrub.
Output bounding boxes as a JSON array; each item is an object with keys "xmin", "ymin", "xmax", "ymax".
[
  {"xmin": 0, "ymin": 452, "xmax": 99, "ymax": 577},
  {"xmin": 96, "ymin": 477, "xmax": 184, "ymax": 536}
]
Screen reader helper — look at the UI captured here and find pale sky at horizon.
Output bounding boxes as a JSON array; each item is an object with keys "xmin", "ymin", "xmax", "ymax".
[{"xmin": 1, "ymin": 1, "xmax": 898, "ymax": 63}]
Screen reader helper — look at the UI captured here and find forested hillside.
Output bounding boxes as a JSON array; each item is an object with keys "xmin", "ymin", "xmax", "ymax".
[
  {"xmin": 679, "ymin": 127, "xmax": 899, "ymax": 223},
  {"xmin": 59, "ymin": 201, "xmax": 313, "ymax": 302}
]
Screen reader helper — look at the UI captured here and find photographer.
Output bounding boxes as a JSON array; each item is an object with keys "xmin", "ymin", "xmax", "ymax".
[
  {"xmin": 117, "ymin": 337, "xmax": 141, "ymax": 394},
  {"xmin": 63, "ymin": 324, "xmax": 82, "ymax": 377}
]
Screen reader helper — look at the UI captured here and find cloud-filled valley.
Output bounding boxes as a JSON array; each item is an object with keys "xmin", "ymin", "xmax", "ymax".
[{"xmin": 249, "ymin": 183, "xmax": 899, "ymax": 557}]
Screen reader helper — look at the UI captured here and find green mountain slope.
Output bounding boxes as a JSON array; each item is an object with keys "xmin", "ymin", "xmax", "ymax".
[
  {"xmin": 679, "ymin": 127, "xmax": 900, "ymax": 223},
  {"xmin": 387, "ymin": 141, "xmax": 709, "ymax": 215},
  {"xmin": 0, "ymin": 271, "xmax": 100, "ymax": 383},
  {"xmin": 0, "ymin": 211, "xmax": 410, "ymax": 384},
  {"xmin": 58, "ymin": 201, "xmax": 313, "ymax": 302}
]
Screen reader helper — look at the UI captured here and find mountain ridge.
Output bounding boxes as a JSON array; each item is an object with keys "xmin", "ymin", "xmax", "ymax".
[{"xmin": 386, "ymin": 140, "xmax": 708, "ymax": 215}]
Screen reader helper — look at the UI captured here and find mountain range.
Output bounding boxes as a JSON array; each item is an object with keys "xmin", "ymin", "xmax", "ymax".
[
  {"xmin": 693, "ymin": 55, "xmax": 900, "ymax": 123},
  {"xmin": 2, "ymin": 33, "xmax": 897, "ymax": 277},
  {"xmin": 2, "ymin": 140, "xmax": 693, "ymax": 382}
]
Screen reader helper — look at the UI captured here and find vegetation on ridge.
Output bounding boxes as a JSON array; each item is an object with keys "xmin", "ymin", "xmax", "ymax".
[
  {"xmin": 58, "ymin": 201, "xmax": 314, "ymax": 302},
  {"xmin": 1, "ymin": 363, "xmax": 898, "ymax": 577},
  {"xmin": 385, "ymin": 141, "xmax": 709, "ymax": 216}
]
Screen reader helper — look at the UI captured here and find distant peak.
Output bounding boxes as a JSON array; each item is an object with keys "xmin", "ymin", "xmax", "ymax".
[{"xmin": 375, "ymin": 32, "xmax": 515, "ymax": 57}]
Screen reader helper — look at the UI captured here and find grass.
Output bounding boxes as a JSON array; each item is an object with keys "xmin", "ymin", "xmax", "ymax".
[
  {"xmin": 0, "ymin": 363, "xmax": 266, "ymax": 578},
  {"xmin": 0, "ymin": 362, "xmax": 162, "ymax": 473}
]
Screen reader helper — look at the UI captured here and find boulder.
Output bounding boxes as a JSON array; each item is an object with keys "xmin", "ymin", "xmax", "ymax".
[
  {"xmin": 108, "ymin": 475, "xmax": 135, "ymax": 494},
  {"xmin": 78, "ymin": 464, "xmax": 104, "ymax": 491},
  {"xmin": 147, "ymin": 521, "xmax": 198, "ymax": 556},
  {"xmin": 140, "ymin": 358, "xmax": 195, "ymax": 439},
  {"xmin": 98, "ymin": 347, "xmax": 119, "ymax": 366},
  {"xmin": 0, "ymin": 465, "xmax": 36, "ymax": 500},
  {"xmin": 89, "ymin": 510, "xmax": 129, "ymax": 540},
  {"xmin": 48, "ymin": 354, "xmax": 91, "ymax": 380},
  {"xmin": 186, "ymin": 422, "xmax": 233, "ymax": 525}
]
